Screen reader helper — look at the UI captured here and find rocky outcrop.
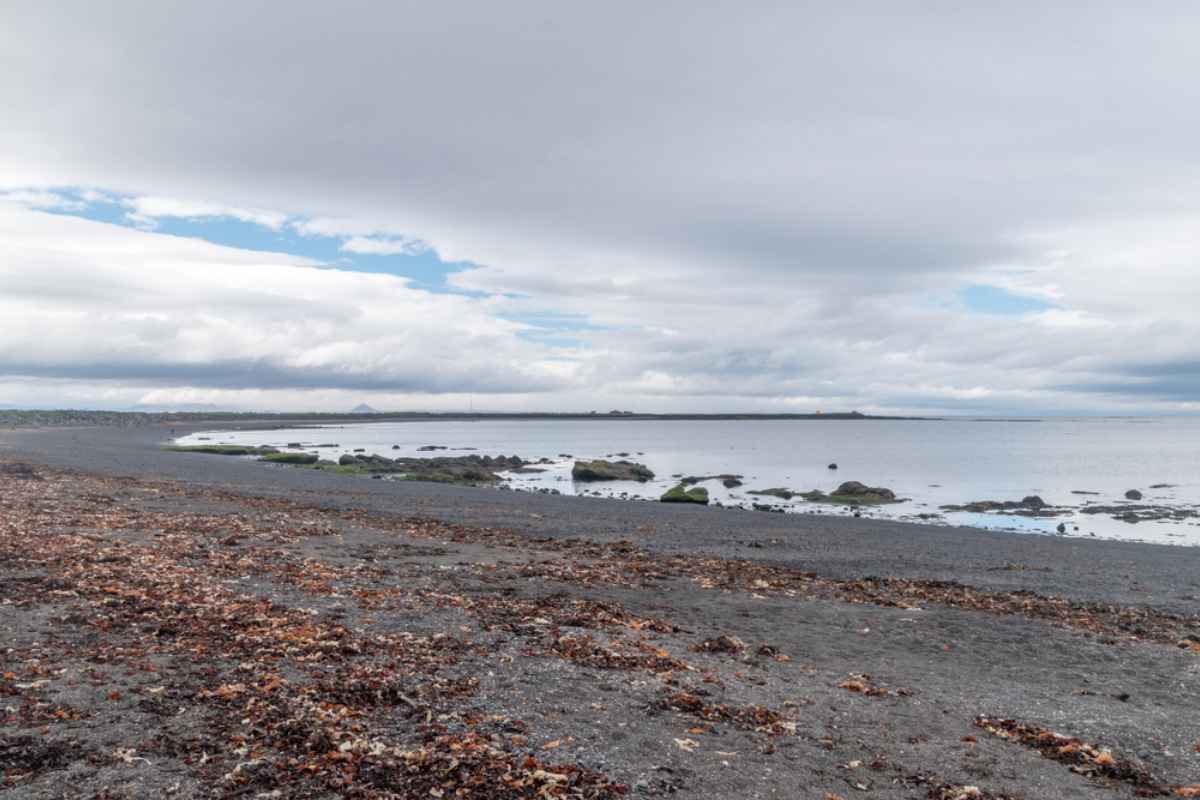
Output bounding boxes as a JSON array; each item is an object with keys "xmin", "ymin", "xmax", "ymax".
[
  {"xmin": 1125, "ymin": 489, "xmax": 1143, "ymax": 500},
  {"xmin": 747, "ymin": 487, "xmax": 799, "ymax": 500},
  {"xmin": 260, "ymin": 452, "xmax": 319, "ymax": 465},
  {"xmin": 680, "ymin": 474, "xmax": 743, "ymax": 488},
  {"xmin": 333, "ymin": 452, "xmax": 526, "ymax": 485},
  {"xmin": 571, "ymin": 460, "xmax": 655, "ymax": 482},
  {"xmin": 749, "ymin": 481, "xmax": 900, "ymax": 505},
  {"xmin": 940, "ymin": 496, "xmax": 1061, "ymax": 516},
  {"xmin": 661, "ymin": 484, "xmax": 709, "ymax": 504},
  {"xmin": 831, "ymin": 481, "xmax": 897, "ymax": 503}
]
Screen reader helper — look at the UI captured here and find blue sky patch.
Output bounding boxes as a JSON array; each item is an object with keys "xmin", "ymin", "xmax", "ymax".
[
  {"xmin": 961, "ymin": 284, "xmax": 1056, "ymax": 316},
  {"xmin": 33, "ymin": 188, "xmax": 473, "ymax": 293}
]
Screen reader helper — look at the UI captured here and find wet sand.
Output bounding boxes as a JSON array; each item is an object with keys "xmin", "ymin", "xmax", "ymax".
[{"xmin": 1, "ymin": 422, "xmax": 1198, "ymax": 798}]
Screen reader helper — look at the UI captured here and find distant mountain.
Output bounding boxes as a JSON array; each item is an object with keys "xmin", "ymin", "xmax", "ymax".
[{"xmin": 351, "ymin": 403, "xmax": 379, "ymax": 414}]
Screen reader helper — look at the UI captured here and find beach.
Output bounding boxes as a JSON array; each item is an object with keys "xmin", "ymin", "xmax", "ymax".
[{"xmin": 2, "ymin": 420, "xmax": 1199, "ymax": 798}]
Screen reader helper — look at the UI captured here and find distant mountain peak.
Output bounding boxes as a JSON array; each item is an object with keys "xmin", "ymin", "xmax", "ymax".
[{"xmin": 351, "ymin": 403, "xmax": 379, "ymax": 414}]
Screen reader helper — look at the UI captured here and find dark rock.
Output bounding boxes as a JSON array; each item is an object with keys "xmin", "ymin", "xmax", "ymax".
[
  {"xmin": 417, "ymin": 445, "xmax": 449, "ymax": 451},
  {"xmin": 680, "ymin": 474, "xmax": 743, "ymax": 488},
  {"xmin": 832, "ymin": 481, "xmax": 897, "ymax": 503},
  {"xmin": 1125, "ymin": 489, "xmax": 1143, "ymax": 500},
  {"xmin": 747, "ymin": 487, "xmax": 798, "ymax": 500},
  {"xmin": 571, "ymin": 459, "xmax": 655, "ymax": 482},
  {"xmin": 1056, "ymin": 522, "xmax": 1067, "ymax": 534},
  {"xmin": 827, "ymin": 463, "xmax": 838, "ymax": 470},
  {"xmin": 940, "ymin": 496, "xmax": 1063, "ymax": 516},
  {"xmin": 260, "ymin": 452, "xmax": 319, "ymax": 465}
]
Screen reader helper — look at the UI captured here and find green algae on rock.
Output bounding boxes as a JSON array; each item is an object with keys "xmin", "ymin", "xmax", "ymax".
[
  {"xmin": 661, "ymin": 483, "xmax": 709, "ymax": 504},
  {"xmin": 571, "ymin": 459, "xmax": 655, "ymax": 482},
  {"xmin": 259, "ymin": 451, "xmax": 320, "ymax": 465},
  {"xmin": 167, "ymin": 444, "xmax": 279, "ymax": 456}
]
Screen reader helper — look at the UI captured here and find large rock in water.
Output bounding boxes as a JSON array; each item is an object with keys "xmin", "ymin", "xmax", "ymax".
[
  {"xmin": 571, "ymin": 459, "xmax": 655, "ymax": 482},
  {"xmin": 832, "ymin": 481, "xmax": 897, "ymax": 503},
  {"xmin": 1125, "ymin": 489, "xmax": 1143, "ymax": 500}
]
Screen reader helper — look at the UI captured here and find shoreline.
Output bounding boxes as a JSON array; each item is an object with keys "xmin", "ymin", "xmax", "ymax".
[
  {"xmin": 0, "ymin": 424, "xmax": 1198, "ymax": 797},
  {"xmin": 0, "ymin": 410, "xmax": 945, "ymax": 429},
  {"xmin": 170, "ymin": 418, "xmax": 1200, "ymax": 549},
  {"xmin": 3, "ymin": 422, "xmax": 1199, "ymax": 610},
  {"xmin": 2, "ymin": 424, "xmax": 1199, "ymax": 797}
]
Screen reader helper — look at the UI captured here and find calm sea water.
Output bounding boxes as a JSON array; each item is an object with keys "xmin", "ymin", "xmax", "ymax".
[{"xmin": 176, "ymin": 417, "xmax": 1200, "ymax": 546}]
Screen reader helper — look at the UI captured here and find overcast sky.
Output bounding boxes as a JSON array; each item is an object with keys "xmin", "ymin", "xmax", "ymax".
[{"xmin": 2, "ymin": 2, "xmax": 1199, "ymax": 414}]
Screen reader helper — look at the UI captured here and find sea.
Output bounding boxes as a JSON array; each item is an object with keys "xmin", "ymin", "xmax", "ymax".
[{"xmin": 174, "ymin": 417, "xmax": 1200, "ymax": 546}]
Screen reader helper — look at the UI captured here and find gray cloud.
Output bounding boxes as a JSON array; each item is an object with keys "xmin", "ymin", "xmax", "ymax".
[{"xmin": 2, "ymin": 3, "xmax": 1200, "ymax": 411}]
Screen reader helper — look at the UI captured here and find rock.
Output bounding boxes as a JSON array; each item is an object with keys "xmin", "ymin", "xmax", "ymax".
[
  {"xmin": 1125, "ymin": 489, "xmax": 1143, "ymax": 500},
  {"xmin": 660, "ymin": 484, "xmax": 709, "ymax": 504},
  {"xmin": 1056, "ymin": 522, "xmax": 1067, "ymax": 534},
  {"xmin": 827, "ymin": 463, "xmax": 838, "ymax": 470},
  {"xmin": 680, "ymin": 474, "xmax": 743, "ymax": 488},
  {"xmin": 571, "ymin": 459, "xmax": 655, "ymax": 482},
  {"xmin": 940, "ymin": 496, "xmax": 1061, "ymax": 515},
  {"xmin": 832, "ymin": 481, "xmax": 897, "ymax": 503},
  {"xmin": 260, "ymin": 452, "xmax": 319, "ymax": 465},
  {"xmin": 168, "ymin": 444, "xmax": 278, "ymax": 456},
  {"xmin": 747, "ymin": 487, "xmax": 798, "ymax": 500},
  {"xmin": 417, "ymin": 445, "xmax": 448, "ymax": 451}
]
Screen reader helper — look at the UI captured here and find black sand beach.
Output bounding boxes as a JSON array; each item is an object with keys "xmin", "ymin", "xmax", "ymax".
[{"xmin": 2, "ymin": 421, "xmax": 1199, "ymax": 798}]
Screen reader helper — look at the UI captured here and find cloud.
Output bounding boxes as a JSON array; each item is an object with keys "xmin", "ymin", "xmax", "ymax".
[
  {"xmin": 339, "ymin": 235, "xmax": 428, "ymax": 256},
  {"xmin": 121, "ymin": 196, "xmax": 290, "ymax": 230},
  {"xmin": 0, "ymin": 188, "xmax": 84, "ymax": 211},
  {"xmin": 2, "ymin": 4, "xmax": 1200, "ymax": 412},
  {"xmin": 0, "ymin": 206, "xmax": 573, "ymax": 402}
]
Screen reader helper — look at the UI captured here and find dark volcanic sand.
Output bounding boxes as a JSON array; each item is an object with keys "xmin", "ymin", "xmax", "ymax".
[{"xmin": 1, "ymin": 422, "xmax": 1199, "ymax": 799}]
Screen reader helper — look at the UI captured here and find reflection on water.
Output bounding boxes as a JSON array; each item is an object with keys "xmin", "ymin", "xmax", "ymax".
[{"xmin": 175, "ymin": 417, "xmax": 1200, "ymax": 546}]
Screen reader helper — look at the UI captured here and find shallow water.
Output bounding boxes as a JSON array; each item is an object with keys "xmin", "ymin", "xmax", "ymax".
[{"xmin": 175, "ymin": 417, "xmax": 1200, "ymax": 546}]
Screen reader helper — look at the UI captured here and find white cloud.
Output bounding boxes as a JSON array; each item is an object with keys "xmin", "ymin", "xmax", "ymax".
[
  {"xmin": 122, "ymin": 196, "xmax": 290, "ymax": 230},
  {"xmin": 339, "ymin": 235, "xmax": 428, "ymax": 256},
  {"xmin": 0, "ymin": 205, "xmax": 573, "ymax": 402},
  {"xmin": 0, "ymin": 189, "xmax": 84, "ymax": 211}
]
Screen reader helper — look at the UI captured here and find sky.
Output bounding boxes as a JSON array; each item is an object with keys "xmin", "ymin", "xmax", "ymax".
[{"xmin": 1, "ymin": 2, "xmax": 1199, "ymax": 415}]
